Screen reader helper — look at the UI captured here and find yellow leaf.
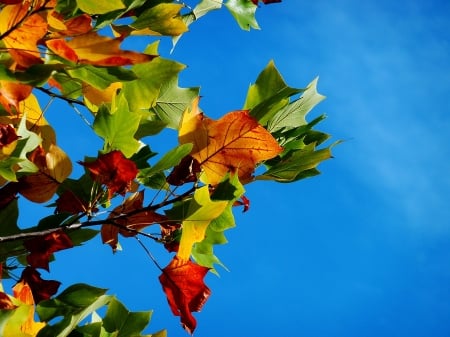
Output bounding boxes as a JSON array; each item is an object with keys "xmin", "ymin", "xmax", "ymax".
[
  {"xmin": 177, "ymin": 186, "xmax": 228, "ymax": 261},
  {"xmin": 3, "ymin": 281, "xmax": 46, "ymax": 337}
]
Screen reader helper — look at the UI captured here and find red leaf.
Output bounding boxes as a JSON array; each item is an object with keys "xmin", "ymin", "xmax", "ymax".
[
  {"xmin": 24, "ymin": 230, "xmax": 73, "ymax": 271},
  {"xmin": 19, "ymin": 267, "xmax": 60, "ymax": 303},
  {"xmin": 55, "ymin": 189, "xmax": 89, "ymax": 215},
  {"xmin": 0, "ymin": 123, "xmax": 19, "ymax": 148},
  {"xmin": 166, "ymin": 155, "xmax": 201, "ymax": 186},
  {"xmin": 0, "ymin": 292, "xmax": 15, "ymax": 310},
  {"xmin": 101, "ymin": 191, "xmax": 167, "ymax": 251},
  {"xmin": 159, "ymin": 257, "xmax": 211, "ymax": 335},
  {"xmin": 233, "ymin": 195, "xmax": 250, "ymax": 212},
  {"xmin": 0, "ymin": 183, "xmax": 19, "ymax": 210},
  {"xmin": 79, "ymin": 150, "xmax": 138, "ymax": 199}
]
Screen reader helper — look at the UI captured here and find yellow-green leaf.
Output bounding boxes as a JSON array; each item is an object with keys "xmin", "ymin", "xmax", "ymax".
[
  {"xmin": 76, "ymin": 0, "xmax": 125, "ymax": 15},
  {"xmin": 177, "ymin": 186, "xmax": 228, "ymax": 261}
]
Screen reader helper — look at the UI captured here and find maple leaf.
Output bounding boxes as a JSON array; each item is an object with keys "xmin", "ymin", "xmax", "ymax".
[
  {"xmin": 177, "ymin": 185, "xmax": 228, "ymax": 261},
  {"xmin": 0, "ymin": 81, "xmax": 33, "ymax": 111},
  {"xmin": 179, "ymin": 99, "xmax": 283, "ymax": 185},
  {"xmin": 9, "ymin": 280, "xmax": 46, "ymax": 336},
  {"xmin": 47, "ymin": 13, "xmax": 92, "ymax": 38},
  {"xmin": 18, "ymin": 144, "xmax": 72, "ymax": 203},
  {"xmin": 159, "ymin": 257, "xmax": 211, "ymax": 335},
  {"xmin": 46, "ymin": 32, "xmax": 157, "ymax": 66},
  {"xmin": 79, "ymin": 150, "xmax": 138, "ymax": 199},
  {"xmin": 19, "ymin": 267, "xmax": 60, "ymax": 303},
  {"xmin": 24, "ymin": 230, "xmax": 73, "ymax": 271},
  {"xmin": 0, "ymin": 1, "xmax": 47, "ymax": 68},
  {"xmin": 0, "ymin": 123, "xmax": 19, "ymax": 149},
  {"xmin": 101, "ymin": 190, "xmax": 167, "ymax": 251}
]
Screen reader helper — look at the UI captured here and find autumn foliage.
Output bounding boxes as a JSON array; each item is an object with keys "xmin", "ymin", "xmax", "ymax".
[{"xmin": 0, "ymin": 0, "xmax": 334, "ymax": 336}]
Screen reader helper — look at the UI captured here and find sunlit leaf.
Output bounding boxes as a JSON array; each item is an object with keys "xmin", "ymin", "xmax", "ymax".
[
  {"xmin": 225, "ymin": 0, "xmax": 259, "ymax": 30},
  {"xmin": 76, "ymin": 0, "xmax": 125, "ymax": 15},
  {"xmin": 159, "ymin": 257, "xmax": 210, "ymax": 335},
  {"xmin": 179, "ymin": 99, "xmax": 283, "ymax": 185},
  {"xmin": 0, "ymin": 1, "xmax": 47, "ymax": 68},
  {"xmin": 79, "ymin": 150, "xmax": 138, "ymax": 199},
  {"xmin": 46, "ymin": 32, "xmax": 156, "ymax": 66},
  {"xmin": 177, "ymin": 185, "xmax": 228, "ymax": 261}
]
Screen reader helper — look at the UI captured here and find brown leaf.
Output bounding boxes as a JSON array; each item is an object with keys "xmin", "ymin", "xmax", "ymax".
[
  {"xmin": 102, "ymin": 190, "xmax": 167, "ymax": 251},
  {"xmin": 19, "ymin": 267, "xmax": 60, "ymax": 303},
  {"xmin": 0, "ymin": 292, "xmax": 15, "ymax": 310},
  {"xmin": 159, "ymin": 257, "xmax": 211, "ymax": 335},
  {"xmin": 0, "ymin": 123, "xmax": 19, "ymax": 148},
  {"xmin": 55, "ymin": 189, "xmax": 89, "ymax": 215},
  {"xmin": 24, "ymin": 230, "xmax": 73, "ymax": 271},
  {"xmin": 79, "ymin": 150, "xmax": 138, "ymax": 199},
  {"xmin": 166, "ymin": 155, "xmax": 201, "ymax": 186}
]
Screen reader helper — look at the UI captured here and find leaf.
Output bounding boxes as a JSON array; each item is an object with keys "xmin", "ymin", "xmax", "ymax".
[
  {"xmin": 0, "ymin": 81, "xmax": 33, "ymax": 110},
  {"xmin": 0, "ymin": 123, "xmax": 19, "ymax": 149},
  {"xmin": 122, "ymin": 42, "xmax": 186, "ymax": 112},
  {"xmin": 177, "ymin": 185, "xmax": 228, "ymax": 261},
  {"xmin": 19, "ymin": 267, "xmax": 60, "ymax": 304},
  {"xmin": 258, "ymin": 144, "xmax": 333, "ymax": 182},
  {"xmin": 102, "ymin": 297, "xmax": 151, "ymax": 337},
  {"xmin": 36, "ymin": 284, "xmax": 110, "ymax": 337},
  {"xmin": 79, "ymin": 150, "xmax": 138, "ymax": 199},
  {"xmin": 151, "ymin": 78, "xmax": 199, "ymax": 130},
  {"xmin": 93, "ymin": 97, "xmax": 141, "ymax": 157},
  {"xmin": 24, "ymin": 230, "xmax": 73, "ymax": 271},
  {"xmin": 268, "ymin": 77, "xmax": 326, "ymax": 133},
  {"xmin": 67, "ymin": 65, "xmax": 136, "ymax": 90},
  {"xmin": 4, "ymin": 280, "xmax": 46, "ymax": 337},
  {"xmin": 0, "ymin": 1, "xmax": 47, "ymax": 68},
  {"xmin": 76, "ymin": 0, "xmax": 125, "ymax": 14},
  {"xmin": 166, "ymin": 155, "xmax": 201, "ymax": 187},
  {"xmin": 114, "ymin": 3, "xmax": 188, "ymax": 37},
  {"xmin": 225, "ymin": 0, "xmax": 260, "ymax": 30},
  {"xmin": 244, "ymin": 60, "xmax": 302, "ymax": 125},
  {"xmin": 46, "ymin": 32, "xmax": 156, "ymax": 66},
  {"xmin": 159, "ymin": 257, "xmax": 210, "ymax": 335},
  {"xmin": 101, "ymin": 190, "xmax": 167, "ymax": 251},
  {"xmin": 179, "ymin": 99, "xmax": 283, "ymax": 185},
  {"xmin": 18, "ymin": 144, "xmax": 72, "ymax": 203}
]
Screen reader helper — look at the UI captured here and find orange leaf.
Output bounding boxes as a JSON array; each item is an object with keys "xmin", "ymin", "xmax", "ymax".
[
  {"xmin": 46, "ymin": 32, "xmax": 156, "ymax": 66},
  {"xmin": 0, "ymin": 1, "xmax": 47, "ymax": 68},
  {"xmin": 179, "ymin": 100, "xmax": 283, "ymax": 185},
  {"xmin": 159, "ymin": 257, "xmax": 211, "ymax": 335},
  {"xmin": 0, "ymin": 81, "xmax": 33, "ymax": 111},
  {"xmin": 19, "ymin": 267, "xmax": 60, "ymax": 303},
  {"xmin": 101, "ymin": 190, "xmax": 167, "ymax": 251},
  {"xmin": 79, "ymin": 150, "xmax": 138, "ymax": 199},
  {"xmin": 47, "ymin": 13, "xmax": 92, "ymax": 38},
  {"xmin": 23, "ymin": 230, "xmax": 73, "ymax": 271}
]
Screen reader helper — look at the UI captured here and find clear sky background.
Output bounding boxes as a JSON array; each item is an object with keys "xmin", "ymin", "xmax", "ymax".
[{"xmin": 12, "ymin": 1, "xmax": 450, "ymax": 336}]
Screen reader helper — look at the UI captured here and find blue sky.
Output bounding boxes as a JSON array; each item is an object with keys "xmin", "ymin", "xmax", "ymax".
[{"xmin": 11, "ymin": 1, "xmax": 450, "ymax": 336}]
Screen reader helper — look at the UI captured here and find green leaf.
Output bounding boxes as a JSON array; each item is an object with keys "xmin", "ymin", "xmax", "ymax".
[
  {"xmin": 102, "ymin": 297, "xmax": 152, "ymax": 337},
  {"xmin": 245, "ymin": 60, "xmax": 302, "ymax": 125},
  {"xmin": 151, "ymin": 78, "xmax": 199, "ymax": 130},
  {"xmin": 130, "ymin": 3, "xmax": 188, "ymax": 36},
  {"xmin": 0, "ymin": 158, "xmax": 22, "ymax": 181},
  {"xmin": 225, "ymin": 0, "xmax": 260, "ymax": 30},
  {"xmin": 135, "ymin": 110, "xmax": 167, "ymax": 139},
  {"xmin": 67, "ymin": 66, "xmax": 137, "ymax": 90},
  {"xmin": 137, "ymin": 143, "xmax": 192, "ymax": 189},
  {"xmin": 37, "ymin": 284, "xmax": 110, "ymax": 337},
  {"xmin": 268, "ymin": 77, "xmax": 326, "ymax": 133},
  {"xmin": 51, "ymin": 73, "xmax": 83, "ymax": 99},
  {"xmin": 192, "ymin": 174, "xmax": 244, "ymax": 272},
  {"xmin": 76, "ymin": 0, "xmax": 125, "ymax": 14},
  {"xmin": 122, "ymin": 42, "xmax": 186, "ymax": 112},
  {"xmin": 0, "ymin": 200, "xmax": 22, "ymax": 267},
  {"xmin": 257, "ymin": 144, "xmax": 332, "ymax": 182},
  {"xmin": 93, "ymin": 96, "xmax": 141, "ymax": 157}
]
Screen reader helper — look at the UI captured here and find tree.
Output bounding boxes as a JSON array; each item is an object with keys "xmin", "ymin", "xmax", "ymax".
[{"xmin": 0, "ymin": 0, "xmax": 334, "ymax": 336}]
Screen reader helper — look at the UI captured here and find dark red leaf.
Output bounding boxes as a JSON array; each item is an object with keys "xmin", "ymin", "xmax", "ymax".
[
  {"xmin": 24, "ymin": 230, "xmax": 73, "ymax": 271},
  {"xmin": 0, "ymin": 123, "xmax": 19, "ymax": 148},
  {"xmin": 159, "ymin": 257, "xmax": 211, "ymax": 335},
  {"xmin": 19, "ymin": 267, "xmax": 60, "ymax": 303},
  {"xmin": 55, "ymin": 189, "xmax": 89, "ymax": 214},
  {"xmin": 0, "ymin": 183, "xmax": 19, "ymax": 210},
  {"xmin": 0, "ymin": 292, "xmax": 15, "ymax": 309},
  {"xmin": 166, "ymin": 155, "xmax": 201, "ymax": 186},
  {"xmin": 161, "ymin": 223, "xmax": 181, "ymax": 253},
  {"xmin": 79, "ymin": 150, "xmax": 138, "ymax": 198},
  {"xmin": 233, "ymin": 195, "xmax": 250, "ymax": 212},
  {"xmin": 251, "ymin": 0, "xmax": 281, "ymax": 4}
]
